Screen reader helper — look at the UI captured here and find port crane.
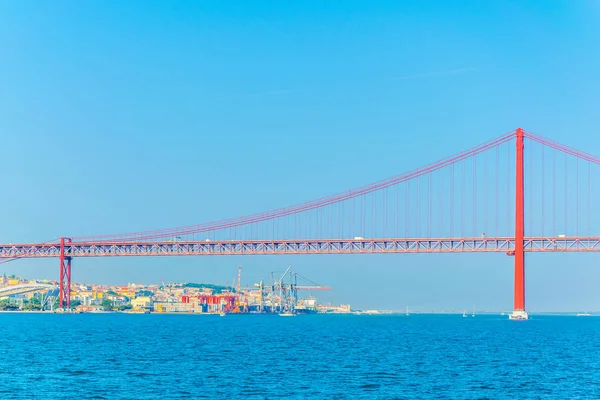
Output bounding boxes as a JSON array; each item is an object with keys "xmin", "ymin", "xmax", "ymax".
[{"xmin": 269, "ymin": 266, "xmax": 331, "ymax": 314}]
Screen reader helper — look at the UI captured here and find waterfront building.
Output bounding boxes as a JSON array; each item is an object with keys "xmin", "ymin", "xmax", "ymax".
[{"xmin": 131, "ymin": 296, "xmax": 153, "ymax": 311}]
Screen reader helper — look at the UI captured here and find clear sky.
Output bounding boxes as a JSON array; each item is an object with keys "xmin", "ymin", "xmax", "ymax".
[{"xmin": 1, "ymin": 0, "xmax": 600, "ymax": 311}]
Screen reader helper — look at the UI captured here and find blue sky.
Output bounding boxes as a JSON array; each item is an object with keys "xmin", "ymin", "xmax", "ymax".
[{"xmin": 1, "ymin": 1, "xmax": 600, "ymax": 311}]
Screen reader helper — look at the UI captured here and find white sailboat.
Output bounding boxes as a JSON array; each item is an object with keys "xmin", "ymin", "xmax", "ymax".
[
  {"xmin": 405, "ymin": 305, "xmax": 409, "ymax": 316},
  {"xmin": 462, "ymin": 311, "xmax": 467, "ymax": 318},
  {"xmin": 577, "ymin": 312, "xmax": 591, "ymax": 317}
]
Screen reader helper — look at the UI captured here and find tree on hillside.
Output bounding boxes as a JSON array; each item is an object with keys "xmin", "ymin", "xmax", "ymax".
[
  {"xmin": 101, "ymin": 299, "xmax": 113, "ymax": 310},
  {"xmin": 0, "ymin": 299, "xmax": 19, "ymax": 311},
  {"xmin": 182, "ymin": 283, "xmax": 229, "ymax": 294},
  {"xmin": 24, "ymin": 296, "xmax": 41, "ymax": 311}
]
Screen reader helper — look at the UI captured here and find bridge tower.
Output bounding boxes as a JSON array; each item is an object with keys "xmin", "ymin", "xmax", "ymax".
[
  {"xmin": 510, "ymin": 128, "xmax": 528, "ymax": 320},
  {"xmin": 59, "ymin": 237, "xmax": 72, "ymax": 309}
]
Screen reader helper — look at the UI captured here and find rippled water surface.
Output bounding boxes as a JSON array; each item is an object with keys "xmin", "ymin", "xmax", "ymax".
[{"xmin": 1, "ymin": 313, "xmax": 599, "ymax": 399}]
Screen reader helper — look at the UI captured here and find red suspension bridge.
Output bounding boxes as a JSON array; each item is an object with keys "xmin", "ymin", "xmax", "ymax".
[{"xmin": 2, "ymin": 128, "xmax": 600, "ymax": 319}]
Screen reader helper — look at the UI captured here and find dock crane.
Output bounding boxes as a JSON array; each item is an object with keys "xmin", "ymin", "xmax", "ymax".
[{"xmin": 270, "ymin": 266, "xmax": 331, "ymax": 314}]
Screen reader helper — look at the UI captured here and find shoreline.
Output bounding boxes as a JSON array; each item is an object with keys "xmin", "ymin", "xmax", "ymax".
[{"xmin": 0, "ymin": 310, "xmax": 596, "ymax": 316}]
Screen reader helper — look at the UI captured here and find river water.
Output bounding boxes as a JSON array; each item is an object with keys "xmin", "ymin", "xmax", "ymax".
[{"xmin": 0, "ymin": 313, "xmax": 598, "ymax": 399}]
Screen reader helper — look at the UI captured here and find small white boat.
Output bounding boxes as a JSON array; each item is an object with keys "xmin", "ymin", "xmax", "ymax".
[
  {"xmin": 219, "ymin": 312, "xmax": 226, "ymax": 317},
  {"xmin": 405, "ymin": 305, "xmax": 409, "ymax": 316},
  {"xmin": 509, "ymin": 311, "xmax": 529, "ymax": 320},
  {"xmin": 279, "ymin": 312, "xmax": 296, "ymax": 317},
  {"xmin": 462, "ymin": 311, "xmax": 467, "ymax": 318},
  {"xmin": 577, "ymin": 312, "xmax": 591, "ymax": 317}
]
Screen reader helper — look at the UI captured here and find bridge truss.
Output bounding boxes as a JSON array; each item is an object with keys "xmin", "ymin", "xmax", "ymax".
[{"xmin": 2, "ymin": 236, "xmax": 600, "ymax": 258}]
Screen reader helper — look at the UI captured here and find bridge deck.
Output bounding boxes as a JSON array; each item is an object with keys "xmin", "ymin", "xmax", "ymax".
[
  {"xmin": 0, "ymin": 284, "xmax": 57, "ymax": 297},
  {"xmin": 1, "ymin": 237, "xmax": 599, "ymax": 258}
]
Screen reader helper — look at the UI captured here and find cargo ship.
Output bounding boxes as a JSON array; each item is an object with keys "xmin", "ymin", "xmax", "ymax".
[{"xmin": 295, "ymin": 297, "xmax": 318, "ymax": 315}]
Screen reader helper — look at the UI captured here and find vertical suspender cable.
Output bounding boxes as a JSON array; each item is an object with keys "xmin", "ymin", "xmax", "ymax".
[
  {"xmin": 440, "ymin": 170, "xmax": 444, "ymax": 237},
  {"xmin": 307, "ymin": 210, "xmax": 311, "ymax": 238},
  {"xmin": 473, "ymin": 155, "xmax": 477, "ymax": 236},
  {"xmin": 588, "ymin": 161, "xmax": 591, "ymax": 240},
  {"xmin": 341, "ymin": 200, "xmax": 344, "ymax": 238},
  {"xmin": 417, "ymin": 177, "xmax": 420, "ymax": 237},
  {"xmin": 384, "ymin": 188, "xmax": 388, "ymax": 237},
  {"xmin": 428, "ymin": 174, "xmax": 432, "ymax": 238},
  {"xmin": 329, "ymin": 205, "xmax": 332, "ymax": 239},
  {"xmin": 565, "ymin": 153, "xmax": 568, "ymax": 235},
  {"xmin": 350, "ymin": 198, "xmax": 353, "ymax": 238},
  {"xmin": 528, "ymin": 137, "xmax": 532, "ymax": 236},
  {"xmin": 553, "ymin": 148, "xmax": 556, "ymax": 236},
  {"xmin": 361, "ymin": 194, "xmax": 364, "ymax": 237},
  {"xmin": 372, "ymin": 192, "xmax": 376, "ymax": 237},
  {"xmin": 496, "ymin": 145, "xmax": 499, "ymax": 237},
  {"xmin": 542, "ymin": 145, "xmax": 545, "ymax": 237},
  {"xmin": 576, "ymin": 158, "xmax": 579, "ymax": 237},
  {"xmin": 395, "ymin": 184, "xmax": 399, "ymax": 238},
  {"xmin": 406, "ymin": 182, "xmax": 410, "ymax": 237},
  {"xmin": 508, "ymin": 141, "xmax": 511, "ymax": 234},
  {"xmin": 462, "ymin": 161, "xmax": 465, "ymax": 237},
  {"xmin": 484, "ymin": 150, "xmax": 488, "ymax": 236},
  {"xmin": 450, "ymin": 164, "xmax": 454, "ymax": 237}
]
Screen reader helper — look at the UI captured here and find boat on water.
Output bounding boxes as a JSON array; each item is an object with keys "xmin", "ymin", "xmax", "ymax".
[
  {"xmin": 509, "ymin": 310, "xmax": 529, "ymax": 320},
  {"xmin": 279, "ymin": 312, "xmax": 296, "ymax": 317},
  {"xmin": 219, "ymin": 312, "xmax": 226, "ymax": 317},
  {"xmin": 577, "ymin": 312, "xmax": 591, "ymax": 317},
  {"xmin": 462, "ymin": 311, "xmax": 467, "ymax": 318},
  {"xmin": 405, "ymin": 305, "xmax": 409, "ymax": 316}
]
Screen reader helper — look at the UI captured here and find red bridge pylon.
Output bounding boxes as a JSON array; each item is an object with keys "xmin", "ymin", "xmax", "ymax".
[
  {"xmin": 59, "ymin": 237, "xmax": 72, "ymax": 309},
  {"xmin": 510, "ymin": 128, "xmax": 527, "ymax": 320}
]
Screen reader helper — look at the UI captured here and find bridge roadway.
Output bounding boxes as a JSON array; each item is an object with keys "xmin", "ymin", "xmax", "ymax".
[
  {"xmin": 0, "ymin": 284, "xmax": 57, "ymax": 298},
  {"xmin": 1, "ymin": 237, "xmax": 600, "ymax": 258}
]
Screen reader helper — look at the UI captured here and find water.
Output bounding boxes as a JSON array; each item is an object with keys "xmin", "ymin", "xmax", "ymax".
[{"xmin": 0, "ymin": 314, "xmax": 598, "ymax": 399}]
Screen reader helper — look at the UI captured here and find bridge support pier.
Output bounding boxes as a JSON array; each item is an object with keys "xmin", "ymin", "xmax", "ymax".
[
  {"xmin": 510, "ymin": 128, "xmax": 528, "ymax": 320},
  {"xmin": 59, "ymin": 237, "xmax": 72, "ymax": 309}
]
